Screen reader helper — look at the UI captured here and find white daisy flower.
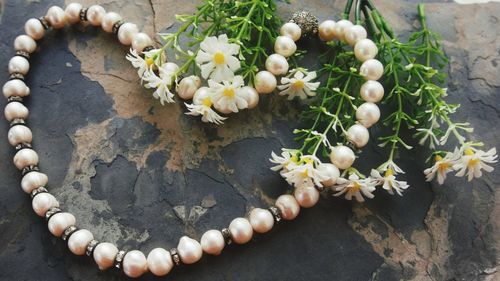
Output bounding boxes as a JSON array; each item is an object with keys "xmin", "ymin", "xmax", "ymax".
[
  {"xmin": 142, "ymin": 64, "xmax": 177, "ymax": 105},
  {"xmin": 185, "ymin": 103, "xmax": 227, "ymax": 124},
  {"xmin": 209, "ymin": 76, "xmax": 248, "ymax": 113},
  {"xmin": 453, "ymin": 146, "xmax": 497, "ymax": 181},
  {"xmin": 277, "ymin": 70, "xmax": 320, "ymax": 100},
  {"xmin": 424, "ymin": 149, "xmax": 460, "ymax": 184},
  {"xmin": 377, "ymin": 160, "xmax": 405, "ymax": 174},
  {"xmin": 126, "ymin": 48, "xmax": 164, "ymax": 78},
  {"xmin": 195, "ymin": 34, "xmax": 241, "ymax": 82},
  {"xmin": 281, "ymin": 155, "xmax": 330, "ymax": 189},
  {"xmin": 332, "ymin": 174, "xmax": 376, "ymax": 202},
  {"xmin": 371, "ymin": 168, "xmax": 409, "ymax": 196},
  {"xmin": 269, "ymin": 149, "xmax": 300, "ymax": 174}
]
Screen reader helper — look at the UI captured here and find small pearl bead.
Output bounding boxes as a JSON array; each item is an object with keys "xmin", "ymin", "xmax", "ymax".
[
  {"xmin": 356, "ymin": 102, "xmax": 380, "ymax": 128},
  {"xmin": 21, "ymin": 171, "xmax": 48, "ymax": 194},
  {"xmin": 131, "ymin": 33, "xmax": 153, "ymax": 53},
  {"xmin": 101, "ymin": 12, "xmax": 122, "ymax": 33},
  {"xmin": 122, "ymin": 250, "xmax": 148, "ymax": 278},
  {"xmin": 360, "ymin": 59, "xmax": 384, "ymax": 81},
  {"xmin": 14, "ymin": 35, "xmax": 37, "ymax": 54},
  {"xmin": 241, "ymin": 86, "xmax": 259, "ymax": 109},
  {"xmin": 4, "ymin": 101, "xmax": 29, "ymax": 122},
  {"xmin": 294, "ymin": 186, "xmax": 320, "ymax": 208},
  {"xmin": 9, "ymin": 56, "xmax": 30, "ymax": 75},
  {"xmin": 93, "ymin": 242, "xmax": 118, "ymax": 270},
  {"xmin": 65, "ymin": 3, "xmax": 82, "ymax": 24},
  {"xmin": 200, "ymin": 230, "xmax": 225, "ymax": 255},
  {"xmin": 265, "ymin": 53, "xmax": 289, "ymax": 76},
  {"xmin": 360, "ymin": 80, "xmax": 384, "ymax": 103},
  {"xmin": 117, "ymin": 22, "xmax": 139, "ymax": 46},
  {"xmin": 229, "ymin": 218, "xmax": 253, "ymax": 244},
  {"xmin": 332, "ymin": 19, "xmax": 353, "ymax": 41},
  {"xmin": 329, "ymin": 145, "xmax": 355, "ymax": 170},
  {"xmin": 163, "ymin": 62, "xmax": 179, "ymax": 73},
  {"xmin": 318, "ymin": 20, "xmax": 336, "ymax": 41},
  {"xmin": 68, "ymin": 229, "xmax": 94, "ymax": 255},
  {"xmin": 254, "ymin": 71, "xmax": 277, "ymax": 94},
  {"xmin": 280, "ymin": 22, "xmax": 301, "ymax": 41},
  {"xmin": 177, "ymin": 236, "xmax": 203, "ymax": 264},
  {"xmin": 2, "ymin": 80, "xmax": 30, "ymax": 98},
  {"xmin": 46, "ymin": 6, "xmax": 67, "ymax": 29},
  {"xmin": 147, "ymin": 248, "xmax": 173, "ymax": 276},
  {"xmin": 86, "ymin": 5, "xmax": 106, "ymax": 27},
  {"xmin": 48, "ymin": 212, "xmax": 76, "ymax": 237},
  {"xmin": 8, "ymin": 125, "xmax": 32, "ymax": 146},
  {"xmin": 249, "ymin": 208, "xmax": 274, "ymax": 233},
  {"xmin": 354, "ymin": 39, "xmax": 378, "ymax": 62},
  {"xmin": 274, "ymin": 36, "xmax": 296, "ymax": 58},
  {"xmin": 32, "ymin": 193, "xmax": 59, "ymax": 217},
  {"xmin": 25, "ymin": 18, "xmax": 45, "ymax": 40},
  {"xmin": 13, "ymin": 148, "xmax": 38, "ymax": 170},
  {"xmin": 317, "ymin": 163, "xmax": 340, "ymax": 187},
  {"xmin": 345, "ymin": 25, "xmax": 367, "ymax": 46},
  {"xmin": 347, "ymin": 124, "xmax": 370, "ymax": 148},
  {"xmin": 193, "ymin": 87, "xmax": 211, "ymax": 105},
  {"xmin": 275, "ymin": 194, "xmax": 300, "ymax": 220},
  {"xmin": 177, "ymin": 75, "xmax": 201, "ymax": 100}
]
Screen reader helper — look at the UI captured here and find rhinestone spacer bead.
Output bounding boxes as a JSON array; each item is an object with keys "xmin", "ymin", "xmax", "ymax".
[
  {"xmin": 221, "ymin": 228, "xmax": 232, "ymax": 245},
  {"xmin": 7, "ymin": 96, "xmax": 23, "ymax": 103},
  {"xmin": 38, "ymin": 17, "xmax": 50, "ymax": 29},
  {"xmin": 30, "ymin": 186, "xmax": 48, "ymax": 199},
  {"xmin": 61, "ymin": 225, "xmax": 78, "ymax": 241},
  {"xmin": 22, "ymin": 165, "xmax": 39, "ymax": 176},
  {"xmin": 142, "ymin": 46, "xmax": 155, "ymax": 52},
  {"xmin": 15, "ymin": 142, "xmax": 32, "ymax": 151},
  {"xmin": 169, "ymin": 248, "xmax": 181, "ymax": 266},
  {"xmin": 9, "ymin": 73, "xmax": 25, "ymax": 81},
  {"xmin": 10, "ymin": 118, "xmax": 26, "ymax": 127},
  {"xmin": 114, "ymin": 250, "xmax": 127, "ymax": 269},
  {"xmin": 85, "ymin": 239, "xmax": 100, "ymax": 256},
  {"xmin": 45, "ymin": 207, "xmax": 62, "ymax": 221},
  {"xmin": 268, "ymin": 206, "xmax": 282, "ymax": 222},
  {"xmin": 112, "ymin": 20, "xmax": 124, "ymax": 35},
  {"xmin": 15, "ymin": 51, "xmax": 30, "ymax": 60},
  {"xmin": 79, "ymin": 8, "xmax": 88, "ymax": 22},
  {"xmin": 289, "ymin": 11, "xmax": 318, "ymax": 38}
]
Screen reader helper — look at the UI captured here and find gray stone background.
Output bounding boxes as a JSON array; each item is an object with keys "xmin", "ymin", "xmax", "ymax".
[{"xmin": 0, "ymin": 0, "xmax": 498, "ymax": 280}]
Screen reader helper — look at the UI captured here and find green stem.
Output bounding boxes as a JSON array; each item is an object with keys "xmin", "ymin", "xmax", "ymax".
[
  {"xmin": 343, "ymin": 0, "xmax": 355, "ymax": 19},
  {"xmin": 355, "ymin": 0, "xmax": 362, "ymax": 24},
  {"xmin": 235, "ymin": 0, "xmax": 260, "ymax": 43}
]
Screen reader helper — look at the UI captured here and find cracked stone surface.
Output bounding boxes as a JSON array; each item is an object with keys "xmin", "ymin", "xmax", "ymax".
[{"xmin": 0, "ymin": 0, "xmax": 499, "ymax": 280}]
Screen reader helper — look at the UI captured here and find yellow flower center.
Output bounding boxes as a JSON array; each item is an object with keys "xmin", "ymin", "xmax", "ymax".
[
  {"xmin": 468, "ymin": 158, "xmax": 480, "ymax": 167},
  {"xmin": 464, "ymin": 148, "xmax": 474, "ymax": 156},
  {"xmin": 438, "ymin": 162, "xmax": 450, "ymax": 172},
  {"xmin": 223, "ymin": 88, "xmax": 235, "ymax": 98},
  {"xmin": 301, "ymin": 169, "xmax": 309, "ymax": 178},
  {"xmin": 349, "ymin": 181, "xmax": 361, "ymax": 192},
  {"xmin": 302, "ymin": 157, "xmax": 314, "ymax": 165},
  {"xmin": 435, "ymin": 155, "xmax": 443, "ymax": 162},
  {"xmin": 290, "ymin": 155, "xmax": 299, "ymax": 163},
  {"xmin": 384, "ymin": 168, "xmax": 394, "ymax": 177},
  {"xmin": 292, "ymin": 80, "xmax": 305, "ymax": 90},
  {"xmin": 202, "ymin": 98, "xmax": 212, "ymax": 107},
  {"xmin": 213, "ymin": 52, "xmax": 225, "ymax": 64},
  {"xmin": 145, "ymin": 57, "xmax": 154, "ymax": 66}
]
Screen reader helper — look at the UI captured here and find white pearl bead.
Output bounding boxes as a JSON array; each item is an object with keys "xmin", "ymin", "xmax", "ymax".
[
  {"xmin": 163, "ymin": 62, "xmax": 179, "ymax": 73},
  {"xmin": 46, "ymin": 6, "xmax": 67, "ymax": 29},
  {"xmin": 86, "ymin": 5, "xmax": 106, "ymax": 27},
  {"xmin": 249, "ymin": 208, "xmax": 274, "ymax": 233},
  {"xmin": 318, "ymin": 20, "xmax": 336, "ymax": 41},
  {"xmin": 4, "ymin": 101, "xmax": 29, "ymax": 122},
  {"xmin": 213, "ymin": 100, "xmax": 234, "ymax": 114},
  {"xmin": 93, "ymin": 242, "xmax": 118, "ymax": 270},
  {"xmin": 193, "ymin": 87, "xmax": 211, "ymax": 105},
  {"xmin": 356, "ymin": 102, "xmax": 380, "ymax": 128},
  {"xmin": 274, "ymin": 36, "xmax": 296, "ymax": 58},
  {"xmin": 347, "ymin": 124, "xmax": 370, "ymax": 148},
  {"xmin": 294, "ymin": 186, "xmax": 320, "ymax": 208},
  {"xmin": 147, "ymin": 248, "xmax": 173, "ymax": 276},
  {"xmin": 240, "ymin": 86, "xmax": 259, "ymax": 109},
  {"xmin": 229, "ymin": 218, "xmax": 253, "ymax": 244},
  {"xmin": 317, "ymin": 163, "xmax": 340, "ymax": 187},
  {"xmin": 21, "ymin": 171, "xmax": 48, "ymax": 194},
  {"xmin": 177, "ymin": 236, "xmax": 202, "ymax": 264},
  {"xmin": 13, "ymin": 148, "xmax": 38, "ymax": 170},
  {"xmin": 360, "ymin": 59, "xmax": 384, "ymax": 81},
  {"xmin": 131, "ymin": 33, "xmax": 153, "ymax": 53},
  {"xmin": 14, "ymin": 35, "xmax": 37, "ymax": 54},
  {"xmin": 101, "ymin": 12, "xmax": 122, "ymax": 33},
  {"xmin": 8, "ymin": 125, "xmax": 33, "ymax": 146},
  {"xmin": 254, "ymin": 71, "xmax": 277, "ymax": 94},
  {"xmin": 345, "ymin": 25, "xmax": 367, "ymax": 46},
  {"xmin": 332, "ymin": 19, "xmax": 353, "ymax": 41},
  {"xmin": 68, "ymin": 229, "xmax": 94, "ymax": 255},
  {"xmin": 25, "ymin": 18, "xmax": 45, "ymax": 40},
  {"xmin": 280, "ymin": 22, "xmax": 301, "ymax": 41},
  {"xmin": 275, "ymin": 194, "xmax": 300, "ymax": 220},
  {"xmin": 329, "ymin": 145, "xmax": 355, "ymax": 170},
  {"xmin": 32, "ymin": 193, "xmax": 59, "ymax": 217},
  {"xmin": 2, "ymin": 80, "xmax": 30, "ymax": 98},
  {"xmin": 9, "ymin": 56, "xmax": 30, "ymax": 75},
  {"xmin": 117, "ymin": 23, "xmax": 139, "ymax": 46},
  {"xmin": 65, "ymin": 3, "xmax": 82, "ymax": 24},
  {"xmin": 200, "ymin": 230, "xmax": 225, "ymax": 255},
  {"xmin": 122, "ymin": 250, "xmax": 148, "ymax": 278},
  {"xmin": 360, "ymin": 80, "xmax": 384, "ymax": 103},
  {"xmin": 354, "ymin": 39, "xmax": 378, "ymax": 62},
  {"xmin": 177, "ymin": 75, "xmax": 201, "ymax": 100},
  {"xmin": 48, "ymin": 212, "xmax": 76, "ymax": 237},
  {"xmin": 265, "ymin": 53, "xmax": 289, "ymax": 76}
]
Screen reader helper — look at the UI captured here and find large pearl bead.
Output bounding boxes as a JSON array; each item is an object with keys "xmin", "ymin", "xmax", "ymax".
[
  {"xmin": 275, "ymin": 194, "xmax": 300, "ymax": 220},
  {"xmin": 4, "ymin": 101, "xmax": 29, "ymax": 122},
  {"xmin": 177, "ymin": 75, "xmax": 201, "ymax": 100},
  {"xmin": 68, "ymin": 229, "xmax": 94, "ymax": 255},
  {"xmin": 274, "ymin": 36, "xmax": 296, "ymax": 58},
  {"xmin": 93, "ymin": 242, "xmax": 118, "ymax": 270},
  {"xmin": 147, "ymin": 248, "xmax": 173, "ymax": 276},
  {"xmin": 14, "ymin": 35, "xmax": 37, "ymax": 54},
  {"xmin": 117, "ymin": 23, "xmax": 139, "ymax": 46},
  {"xmin": 46, "ymin": 6, "xmax": 67, "ymax": 29},
  {"xmin": 65, "ymin": 3, "xmax": 82, "ymax": 24},
  {"xmin": 32, "ymin": 193, "xmax": 59, "ymax": 217},
  {"xmin": 8, "ymin": 56, "xmax": 30, "ymax": 75},
  {"xmin": 354, "ymin": 39, "xmax": 378, "ymax": 62},
  {"xmin": 345, "ymin": 25, "xmax": 367, "ymax": 46},
  {"xmin": 317, "ymin": 163, "xmax": 340, "ymax": 187},
  {"xmin": 318, "ymin": 20, "xmax": 336, "ymax": 41},
  {"xmin": 265, "ymin": 53, "xmax": 289, "ymax": 76},
  {"xmin": 356, "ymin": 102, "xmax": 380, "ymax": 128},
  {"xmin": 249, "ymin": 208, "xmax": 274, "ymax": 233},
  {"xmin": 280, "ymin": 22, "xmax": 301, "ymax": 41},
  {"xmin": 332, "ymin": 19, "xmax": 353, "ymax": 41},
  {"xmin": 21, "ymin": 171, "xmax": 48, "ymax": 194},
  {"xmin": 254, "ymin": 71, "xmax": 277, "ymax": 94},
  {"xmin": 347, "ymin": 124, "xmax": 370, "ymax": 148},
  {"xmin": 132, "ymin": 33, "xmax": 153, "ymax": 53},
  {"xmin": 8, "ymin": 125, "xmax": 32, "ymax": 146},
  {"xmin": 3, "ymin": 80, "xmax": 30, "ymax": 98},
  {"xmin": 241, "ymin": 86, "xmax": 259, "ymax": 109},
  {"xmin": 294, "ymin": 186, "xmax": 320, "ymax": 208},
  {"xmin": 329, "ymin": 145, "xmax": 355, "ymax": 170},
  {"xmin": 200, "ymin": 230, "xmax": 225, "ymax": 255},
  {"xmin": 101, "ymin": 12, "xmax": 122, "ymax": 33},
  {"xmin": 48, "ymin": 212, "xmax": 76, "ymax": 237},
  {"xmin": 86, "ymin": 5, "xmax": 106, "ymax": 26},
  {"xmin": 122, "ymin": 250, "xmax": 148, "ymax": 278},
  {"xmin": 25, "ymin": 18, "xmax": 45, "ymax": 40},
  {"xmin": 228, "ymin": 217, "xmax": 253, "ymax": 244},
  {"xmin": 360, "ymin": 59, "xmax": 384, "ymax": 81},
  {"xmin": 13, "ymin": 148, "xmax": 38, "ymax": 170},
  {"xmin": 177, "ymin": 236, "xmax": 203, "ymax": 264},
  {"xmin": 193, "ymin": 87, "xmax": 211, "ymax": 105},
  {"xmin": 360, "ymin": 80, "xmax": 384, "ymax": 103}
]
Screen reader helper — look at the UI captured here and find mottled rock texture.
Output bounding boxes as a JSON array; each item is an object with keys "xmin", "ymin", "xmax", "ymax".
[{"xmin": 0, "ymin": 0, "xmax": 499, "ymax": 280}]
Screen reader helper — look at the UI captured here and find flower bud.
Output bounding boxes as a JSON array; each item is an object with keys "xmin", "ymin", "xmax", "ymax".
[{"xmin": 177, "ymin": 75, "xmax": 201, "ymax": 100}]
